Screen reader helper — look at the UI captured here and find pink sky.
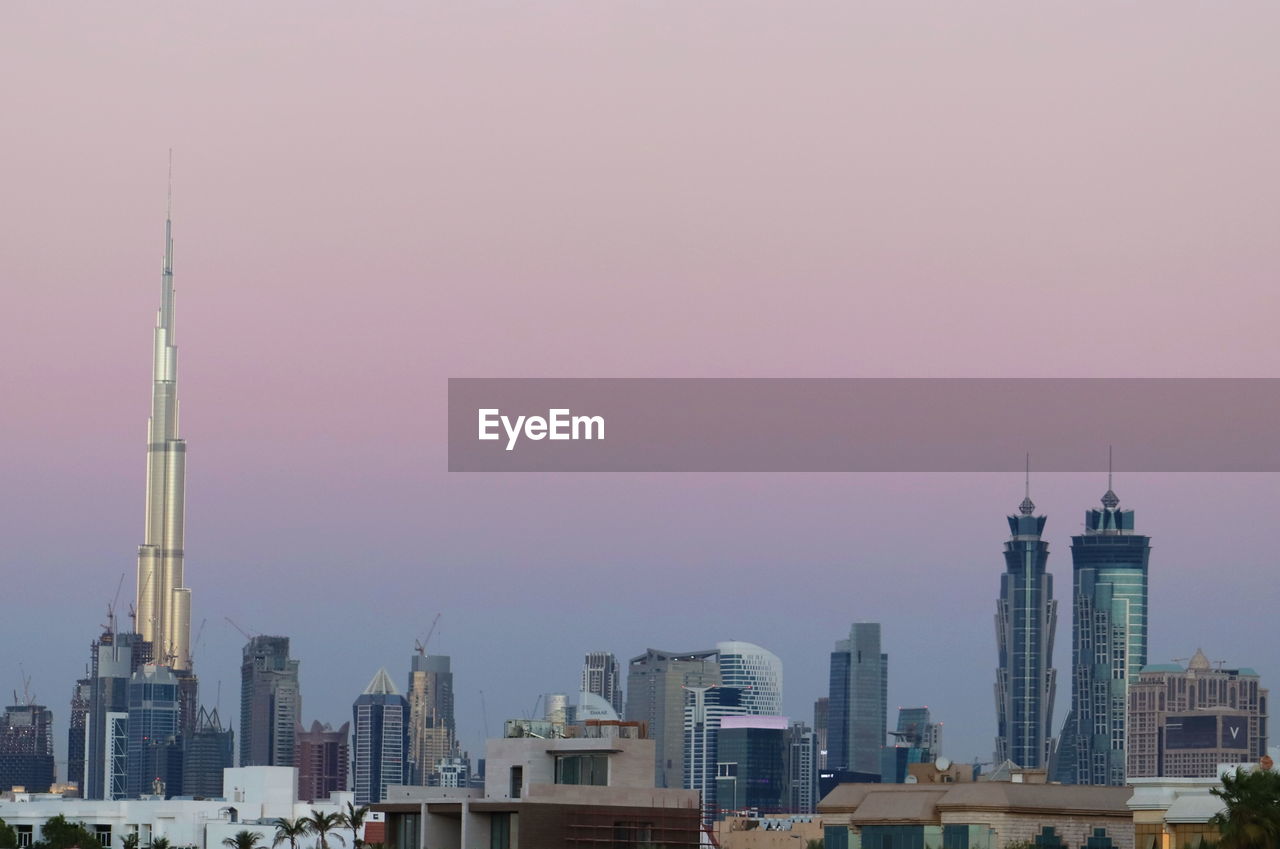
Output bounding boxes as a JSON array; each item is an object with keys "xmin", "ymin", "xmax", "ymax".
[{"xmin": 1, "ymin": 3, "xmax": 1278, "ymax": 767}]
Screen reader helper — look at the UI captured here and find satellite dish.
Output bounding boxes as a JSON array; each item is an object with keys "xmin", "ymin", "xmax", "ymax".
[
  {"xmin": 935, "ymin": 757, "xmax": 952, "ymax": 771},
  {"xmin": 904, "ymin": 775, "xmax": 918, "ymax": 784}
]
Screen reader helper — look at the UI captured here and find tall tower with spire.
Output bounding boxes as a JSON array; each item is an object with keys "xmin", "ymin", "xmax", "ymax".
[
  {"xmin": 994, "ymin": 456, "xmax": 1057, "ymax": 769},
  {"xmin": 1053, "ymin": 452, "xmax": 1151, "ymax": 786},
  {"xmin": 135, "ymin": 160, "xmax": 193, "ymax": 672}
]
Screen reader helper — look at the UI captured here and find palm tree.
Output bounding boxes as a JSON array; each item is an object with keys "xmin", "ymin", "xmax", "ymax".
[
  {"xmin": 221, "ymin": 833, "xmax": 264, "ymax": 849},
  {"xmin": 150, "ymin": 838, "xmax": 171, "ymax": 849},
  {"xmin": 271, "ymin": 819, "xmax": 308, "ymax": 849},
  {"xmin": 303, "ymin": 812, "xmax": 345, "ymax": 849},
  {"xmin": 1210, "ymin": 767, "xmax": 1280, "ymax": 849},
  {"xmin": 339, "ymin": 804, "xmax": 370, "ymax": 849},
  {"xmin": 120, "ymin": 834, "xmax": 140, "ymax": 849}
]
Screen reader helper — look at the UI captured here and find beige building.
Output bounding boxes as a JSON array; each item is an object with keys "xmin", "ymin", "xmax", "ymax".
[
  {"xmin": 1128, "ymin": 650, "xmax": 1268, "ymax": 779},
  {"xmin": 715, "ymin": 815, "xmax": 824, "ymax": 849},
  {"xmin": 818, "ymin": 782, "xmax": 1133, "ymax": 849}
]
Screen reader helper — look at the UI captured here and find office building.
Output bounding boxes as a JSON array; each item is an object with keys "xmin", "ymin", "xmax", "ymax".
[
  {"xmin": 828, "ymin": 623, "xmax": 887, "ymax": 774},
  {"xmin": 1055, "ymin": 474, "xmax": 1151, "ymax": 786},
  {"xmin": 581, "ymin": 651, "xmax": 624, "ymax": 716},
  {"xmin": 994, "ymin": 471, "xmax": 1057, "ymax": 769},
  {"xmin": 716, "ymin": 642, "xmax": 783, "ymax": 716},
  {"xmin": 84, "ymin": 630, "xmax": 151, "ymax": 800},
  {"xmin": 126, "ymin": 664, "xmax": 183, "ymax": 798},
  {"xmin": 786, "ymin": 721, "xmax": 818, "ymax": 814},
  {"xmin": 181, "ymin": 707, "xmax": 233, "ymax": 798},
  {"xmin": 685, "ymin": 685, "xmax": 750, "ymax": 822},
  {"xmin": 715, "ymin": 716, "xmax": 788, "ymax": 818},
  {"xmin": 881, "ymin": 707, "xmax": 941, "ymax": 784},
  {"xmin": 353, "ymin": 668, "xmax": 409, "ymax": 804},
  {"xmin": 240, "ymin": 636, "xmax": 300, "ymax": 768},
  {"xmin": 0, "ymin": 704, "xmax": 55, "ymax": 793},
  {"xmin": 1127, "ymin": 650, "xmax": 1268, "ymax": 778},
  {"xmin": 814, "ymin": 697, "xmax": 829, "ymax": 771},
  {"xmin": 297, "ymin": 720, "xmax": 350, "ymax": 803},
  {"xmin": 625, "ymin": 648, "xmax": 720, "ymax": 789},
  {"xmin": 407, "ymin": 653, "xmax": 454, "ymax": 786},
  {"xmin": 65, "ymin": 678, "xmax": 91, "ymax": 797}
]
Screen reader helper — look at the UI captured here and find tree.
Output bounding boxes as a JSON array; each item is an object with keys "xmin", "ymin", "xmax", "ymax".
[
  {"xmin": 302, "ymin": 812, "xmax": 345, "ymax": 849},
  {"xmin": 33, "ymin": 815, "xmax": 100, "ymax": 849},
  {"xmin": 1210, "ymin": 767, "xmax": 1280, "ymax": 849},
  {"xmin": 0, "ymin": 817, "xmax": 18, "ymax": 849},
  {"xmin": 150, "ymin": 838, "xmax": 171, "ymax": 849},
  {"xmin": 120, "ymin": 834, "xmax": 140, "ymax": 849},
  {"xmin": 339, "ymin": 804, "xmax": 370, "ymax": 849},
  {"xmin": 271, "ymin": 819, "xmax": 308, "ymax": 849},
  {"xmin": 221, "ymin": 832, "xmax": 264, "ymax": 849}
]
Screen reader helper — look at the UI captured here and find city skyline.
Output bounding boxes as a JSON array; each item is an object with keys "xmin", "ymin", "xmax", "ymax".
[{"xmin": 3, "ymin": 2, "xmax": 1279, "ymax": 785}]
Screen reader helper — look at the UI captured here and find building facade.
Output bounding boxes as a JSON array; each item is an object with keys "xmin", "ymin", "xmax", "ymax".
[
  {"xmin": 717, "ymin": 642, "xmax": 783, "ymax": 716},
  {"xmin": 1055, "ymin": 480, "xmax": 1151, "ymax": 786},
  {"xmin": 581, "ymin": 652, "xmax": 624, "ymax": 716},
  {"xmin": 994, "ymin": 481, "xmax": 1057, "ymax": 769},
  {"xmin": 1127, "ymin": 650, "xmax": 1268, "ymax": 778},
  {"xmin": 126, "ymin": 664, "xmax": 183, "ymax": 798},
  {"xmin": 83, "ymin": 631, "xmax": 151, "ymax": 800},
  {"xmin": 625, "ymin": 648, "xmax": 720, "ymax": 789},
  {"xmin": 716, "ymin": 716, "xmax": 788, "ymax": 818},
  {"xmin": 181, "ymin": 707, "xmax": 233, "ymax": 798},
  {"xmin": 240, "ymin": 636, "xmax": 301, "ymax": 768},
  {"xmin": 353, "ymin": 668, "xmax": 409, "ymax": 805},
  {"xmin": 0, "ymin": 704, "xmax": 55, "ymax": 793},
  {"xmin": 298, "ymin": 720, "xmax": 350, "ymax": 803},
  {"xmin": 407, "ymin": 653, "xmax": 454, "ymax": 786},
  {"xmin": 828, "ymin": 623, "xmax": 888, "ymax": 775}
]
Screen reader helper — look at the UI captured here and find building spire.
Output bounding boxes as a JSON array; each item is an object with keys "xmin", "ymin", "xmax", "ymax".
[
  {"xmin": 1019, "ymin": 452, "xmax": 1036, "ymax": 515},
  {"xmin": 1102, "ymin": 445, "xmax": 1119, "ymax": 509}
]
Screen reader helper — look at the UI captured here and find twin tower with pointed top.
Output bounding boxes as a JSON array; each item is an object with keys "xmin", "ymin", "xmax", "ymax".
[{"xmin": 994, "ymin": 471, "xmax": 1151, "ymax": 786}]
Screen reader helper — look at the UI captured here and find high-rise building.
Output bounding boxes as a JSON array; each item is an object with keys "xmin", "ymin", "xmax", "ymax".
[
  {"xmin": 65, "ymin": 678, "xmax": 91, "ymax": 797},
  {"xmin": 407, "ymin": 653, "xmax": 454, "ymax": 786},
  {"xmin": 297, "ymin": 720, "xmax": 350, "ymax": 803},
  {"xmin": 353, "ymin": 668, "xmax": 409, "ymax": 804},
  {"xmin": 828, "ymin": 623, "xmax": 887, "ymax": 774},
  {"xmin": 625, "ymin": 648, "xmax": 720, "ymax": 789},
  {"xmin": 716, "ymin": 642, "xmax": 783, "ymax": 716},
  {"xmin": 240, "ymin": 636, "xmax": 301, "ymax": 767},
  {"xmin": 126, "ymin": 664, "xmax": 183, "ymax": 798},
  {"xmin": 684, "ymin": 685, "xmax": 746, "ymax": 822},
  {"xmin": 582, "ymin": 652, "xmax": 624, "ymax": 716},
  {"xmin": 135, "ymin": 182, "xmax": 194, "ymax": 673},
  {"xmin": 715, "ymin": 715, "xmax": 788, "ymax": 818},
  {"xmin": 0, "ymin": 704, "xmax": 55, "ymax": 793},
  {"xmin": 786, "ymin": 720, "xmax": 819, "ymax": 814},
  {"xmin": 994, "ymin": 471, "xmax": 1057, "ymax": 769},
  {"xmin": 1054, "ymin": 473, "xmax": 1151, "ymax": 786},
  {"xmin": 1128, "ymin": 650, "xmax": 1268, "ymax": 778},
  {"xmin": 182, "ymin": 707, "xmax": 233, "ymax": 798},
  {"xmin": 83, "ymin": 630, "xmax": 151, "ymax": 800},
  {"xmin": 882, "ymin": 707, "xmax": 941, "ymax": 784},
  {"xmin": 813, "ymin": 697, "xmax": 829, "ymax": 771}
]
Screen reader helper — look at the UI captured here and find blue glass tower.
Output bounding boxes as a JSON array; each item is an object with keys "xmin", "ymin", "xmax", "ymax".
[
  {"xmin": 1054, "ymin": 472, "xmax": 1150, "ymax": 786},
  {"xmin": 994, "ymin": 469, "xmax": 1057, "ymax": 769}
]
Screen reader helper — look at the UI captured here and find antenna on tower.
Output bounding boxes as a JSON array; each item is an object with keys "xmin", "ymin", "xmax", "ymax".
[
  {"xmin": 167, "ymin": 148, "xmax": 173, "ymax": 219},
  {"xmin": 1025, "ymin": 453, "xmax": 1031, "ymax": 500},
  {"xmin": 1108, "ymin": 444, "xmax": 1113, "ymax": 492}
]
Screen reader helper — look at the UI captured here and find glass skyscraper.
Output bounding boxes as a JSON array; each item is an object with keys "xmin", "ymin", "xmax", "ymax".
[
  {"xmin": 994, "ymin": 479, "xmax": 1057, "ymax": 769},
  {"xmin": 1054, "ymin": 478, "xmax": 1150, "ymax": 786},
  {"xmin": 827, "ymin": 623, "xmax": 887, "ymax": 774}
]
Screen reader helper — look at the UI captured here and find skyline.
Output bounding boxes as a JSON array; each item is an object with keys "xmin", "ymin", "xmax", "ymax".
[{"xmin": 2, "ymin": 1, "xmax": 1279, "ymax": 781}]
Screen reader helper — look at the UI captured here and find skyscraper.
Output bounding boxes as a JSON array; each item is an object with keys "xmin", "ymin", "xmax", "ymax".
[
  {"xmin": 813, "ymin": 697, "xmax": 829, "ymax": 771},
  {"xmin": 182, "ymin": 707, "xmax": 233, "ymax": 798},
  {"xmin": 1054, "ymin": 472, "xmax": 1151, "ymax": 786},
  {"xmin": 827, "ymin": 623, "xmax": 887, "ymax": 774},
  {"xmin": 716, "ymin": 641, "xmax": 783, "ymax": 716},
  {"xmin": 297, "ymin": 720, "xmax": 350, "ymax": 803},
  {"xmin": 135, "ymin": 177, "xmax": 193, "ymax": 673},
  {"xmin": 714, "ymin": 715, "xmax": 788, "ymax": 818},
  {"xmin": 126, "ymin": 664, "xmax": 182, "ymax": 798},
  {"xmin": 83, "ymin": 630, "xmax": 151, "ymax": 800},
  {"xmin": 1127, "ymin": 650, "xmax": 1268, "ymax": 778},
  {"xmin": 581, "ymin": 652, "xmax": 624, "ymax": 716},
  {"xmin": 66, "ymin": 678, "xmax": 91, "ymax": 796},
  {"xmin": 240, "ymin": 635, "xmax": 301, "ymax": 768},
  {"xmin": 0, "ymin": 703, "xmax": 55, "ymax": 793},
  {"xmin": 994, "ymin": 470, "xmax": 1057, "ymax": 769},
  {"xmin": 353, "ymin": 668, "xmax": 409, "ymax": 805},
  {"xmin": 684, "ymin": 685, "xmax": 746, "ymax": 822},
  {"xmin": 625, "ymin": 648, "xmax": 720, "ymax": 789},
  {"xmin": 407, "ymin": 653, "xmax": 454, "ymax": 785}
]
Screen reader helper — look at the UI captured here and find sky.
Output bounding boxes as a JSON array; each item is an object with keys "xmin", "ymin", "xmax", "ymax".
[{"xmin": 1, "ymin": 2, "xmax": 1279, "ymax": 773}]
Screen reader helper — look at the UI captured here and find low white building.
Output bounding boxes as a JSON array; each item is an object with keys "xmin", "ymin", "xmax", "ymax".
[{"xmin": 0, "ymin": 768, "xmax": 354, "ymax": 849}]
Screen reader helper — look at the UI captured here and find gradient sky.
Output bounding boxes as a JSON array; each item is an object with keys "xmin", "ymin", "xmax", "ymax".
[{"xmin": 2, "ymin": 3, "xmax": 1279, "ymax": 774}]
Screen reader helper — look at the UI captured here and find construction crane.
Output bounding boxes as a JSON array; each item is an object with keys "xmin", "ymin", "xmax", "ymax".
[
  {"xmin": 189, "ymin": 618, "xmax": 208, "ymax": 665},
  {"xmin": 14, "ymin": 663, "xmax": 34, "ymax": 707},
  {"xmin": 414, "ymin": 613, "xmax": 442, "ymax": 656},
  {"xmin": 479, "ymin": 689, "xmax": 490, "ymax": 739},
  {"xmin": 225, "ymin": 617, "xmax": 258, "ymax": 641}
]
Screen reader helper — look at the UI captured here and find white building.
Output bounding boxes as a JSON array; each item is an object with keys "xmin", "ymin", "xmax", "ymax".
[{"xmin": 0, "ymin": 768, "xmax": 352, "ymax": 849}]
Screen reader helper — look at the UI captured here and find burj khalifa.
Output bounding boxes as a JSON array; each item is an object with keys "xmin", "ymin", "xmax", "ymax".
[{"xmin": 135, "ymin": 175, "xmax": 193, "ymax": 672}]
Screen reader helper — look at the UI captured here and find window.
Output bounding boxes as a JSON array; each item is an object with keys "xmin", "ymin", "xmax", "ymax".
[
  {"xmin": 554, "ymin": 754, "xmax": 608, "ymax": 786},
  {"xmin": 94, "ymin": 826, "xmax": 112, "ymax": 847},
  {"xmin": 16, "ymin": 827, "xmax": 33, "ymax": 849},
  {"xmin": 509, "ymin": 765, "xmax": 523, "ymax": 799},
  {"xmin": 489, "ymin": 813, "xmax": 510, "ymax": 849}
]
